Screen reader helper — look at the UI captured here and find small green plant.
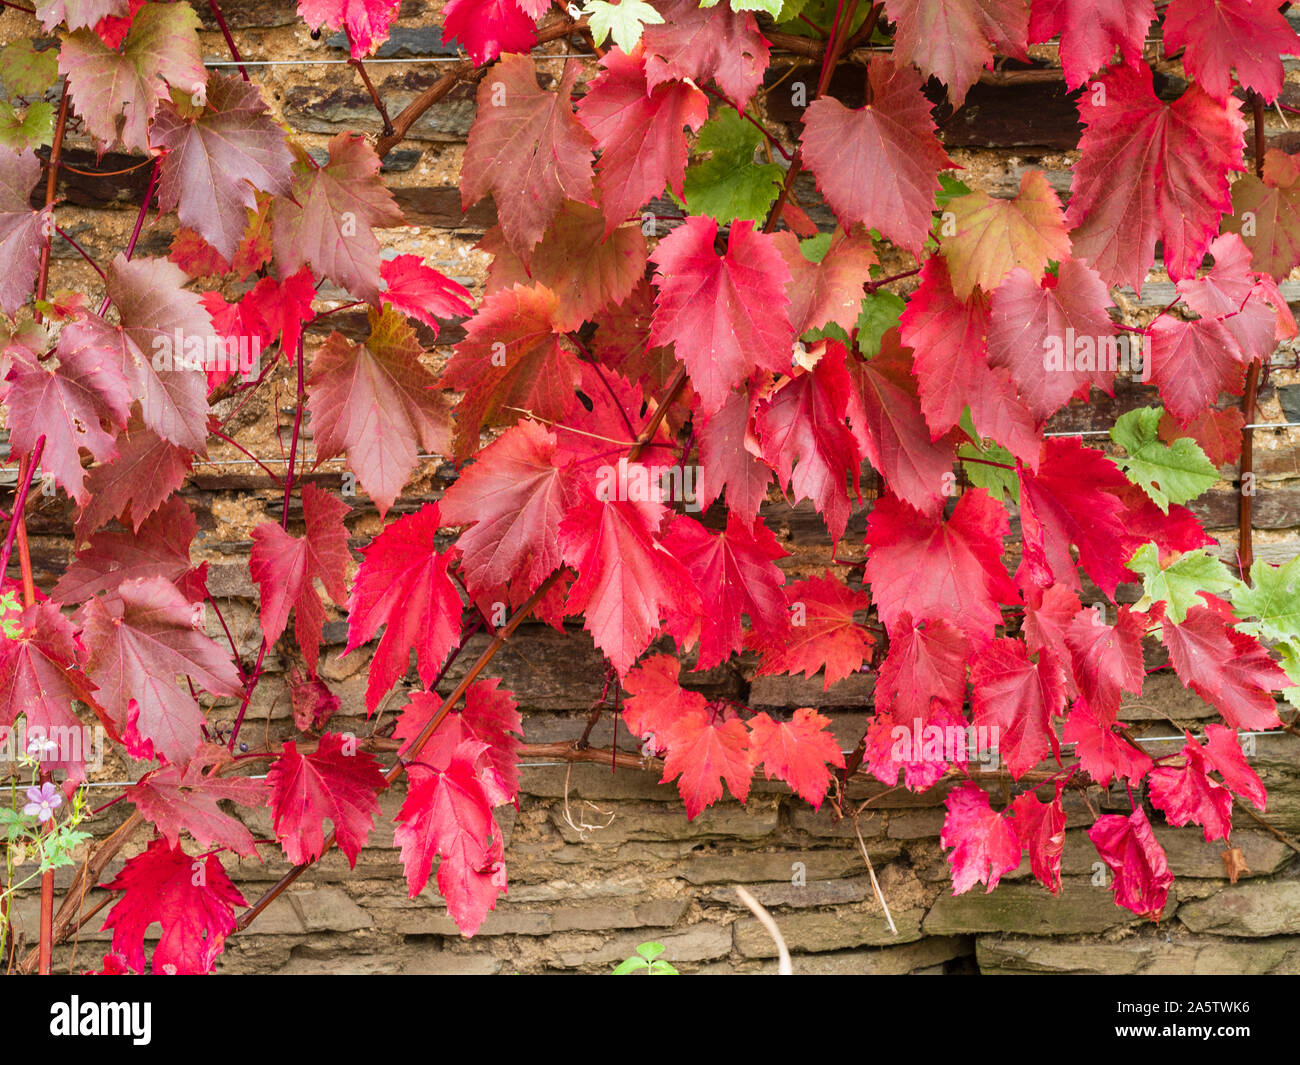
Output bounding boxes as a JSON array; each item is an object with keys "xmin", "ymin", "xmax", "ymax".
[
  {"xmin": 0, "ymin": 725, "xmax": 92, "ymax": 960},
  {"xmin": 0, "ymin": 590, "xmax": 23, "ymax": 638},
  {"xmin": 612, "ymin": 941, "xmax": 679, "ymax": 975}
]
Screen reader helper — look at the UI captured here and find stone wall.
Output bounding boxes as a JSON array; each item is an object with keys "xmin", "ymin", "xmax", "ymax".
[{"xmin": 5, "ymin": 1, "xmax": 1300, "ymax": 975}]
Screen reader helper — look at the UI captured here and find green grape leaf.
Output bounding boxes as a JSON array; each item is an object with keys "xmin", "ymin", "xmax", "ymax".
[
  {"xmin": 1129, "ymin": 543, "xmax": 1241, "ymax": 624},
  {"xmin": 1233, "ymin": 556, "xmax": 1300, "ymax": 644},
  {"xmin": 583, "ymin": 0, "xmax": 664, "ymax": 52},
  {"xmin": 854, "ymin": 288, "xmax": 906, "ymax": 357},
  {"xmin": 1111, "ymin": 405, "xmax": 1218, "ymax": 513},
  {"xmin": 680, "ymin": 109, "xmax": 783, "ymax": 224},
  {"xmin": 959, "ymin": 409, "xmax": 1019, "ymax": 503},
  {"xmin": 0, "ymin": 101, "xmax": 54, "ymax": 151},
  {"xmin": 935, "ymin": 172, "xmax": 974, "ymax": 211},
  {"xmin": 702, "ymin": 0, "xmax": 783, "ymax": 14},
  {"xmin": 1, "ymin": 41, "xmax": 59, "ymax": 99},
  {"xmin": 1273, "ymin": 638, "xmax": 1300, "ymax": 710},
  {"xmin": 798, "ymin": 231, "xmax": 833, "ymax": 263}
]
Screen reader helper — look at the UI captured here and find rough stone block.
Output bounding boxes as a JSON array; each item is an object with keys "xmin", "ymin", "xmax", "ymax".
[
  {"xmin": 1177, "ymin": 880, "xmax": 1300, "ymax": 937},
  {"xmin": 923, "ymin": 878, "xmax": 1143, "ymax": 935},
  {"xmin": 733, "ymin": 906, "xmax": 923, "ymax": 957},
  {"xmin": 682, "ymin": 848, "xmax": 867, "ymax": 885},
  {"xmin": 549, "ymin": 924, "xmax": 734, "ymax": 969},
  {"xmin": 977, "ymin": 932, "xmax": 1300, "ymax": 974},
  {"xmin": 289, "ymin": 887, "xmax": 372, "ymax": 933},
  {"xmin": 549, "ymin": 799, "xmax": 780, "ymax": 844}
]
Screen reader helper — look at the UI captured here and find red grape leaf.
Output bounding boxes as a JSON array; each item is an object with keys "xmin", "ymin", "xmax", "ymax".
[
  {"xmin": 941, "ymin": 169, "xmax": 1070, "ymax": 298},
  {"xmin": 1028, "ymin": 0, "xmax": 1154, "ymax": 89},
  {"xmin": 940, "ymin": 780, "xmax": 1022, "ymax": 894},
  {"xmin": 81, "ymin": 576, "xmax": 242, "ymax": 765},
  {"xmin": 885, "ymin": 0, "xmax": 1030, "ymax": 106},
  {"xmin": 874, "ymin": 614, "xmax": 971, "ymax": 722},
  {"xmin": 0, "ymin": 146, "xmax": 49, "ymax": 316},
  {"xmin": 58, "ymin": 1, "xmax": 204, "ymax": 153},
  {"xmin": 1088, "ymin": 806, "xmax": 1173, "ymax": 919},
  {"xmin": 1161, "ymin": 604, "xmax": 1287, "ymax": 730},
  {"xmin": 747, "ymin": 707, "xmax": 846, "ymax": 810},
  {"xmin": 1225, "ymin": 148, "xmax": 1300, "ymax": 280},
  {"xmin": 863, "ymin": 488, "xmax": 1017, "ymax": 644},
  {"xmin": 265, "ymin": 732, "xmax": 387, "ymax": 867},
  {"xmin": 54, "ymin": 495, "xmax": 206, "ymax": 605},
  {"xmin": 297, "ymin": 0, "xmax": 402, "ymax": 57},
  {"xmin": 1022, "ymin": 583, "xmax": 1080, "ymax": 660},
  {"xmin": 649, "ymin": 215, "xmax": 794, "ymax": 418},
  {"xmin": 1158, "ymin": 405, "xmax": 1244, "ymax": 467},
  {"xmin": 36, "ymin": 0, "xmax": 127, "ymax": 32},
  {"xmin": 108, "ymin": 254, "xmax": 216, "ymax": 453},
  {"xmin": 986, "ymin": 259, "xmax": 1117, "ymax": 424},
  {"xmin": 1064, "ymin": 604, "xmax": 1145, "ymax": 720},
  {"xmin": 241, "ymin": 267, "xmax": 317, "ymax": 362},
  {"xmin": 799, "ymin": 57, "xmax": 954, "ymax": 258},
  {"xmin": 249, "ymin": 483, "xmax": 351, "ymax": 674},
  {"xmin": 442, "ymin": 0, "xmax": 536, "ymax": 65},
  {"xmin": 126, "ymin": 744, "xmax": 267, "ymax": 858},
  {"xmin": 152, "ymin": 74, "xmax": 293, "ymax": 261},
  {"xmin": 1017, "ymin": 437, "xmax": 1132, "ymax": 598},
  {"xmin": 661, "ymin": 512, "xmax": 788, "ymax": 671},
  {"xmin": 1148, "ymin": 733, "xmax": 1234, "ymax": 843},
  {"xmin": 481, "ymin": 201, "xmax": 647, "ymax": 331},
  {"xmin": 440, "ymin": 283, "xmax": 583, "ymax": 462},
  {"xmin": 622, "ymin": 653, "xmax": 711, "ymax": 756},
  {"xmin": 862, "ymin": 699, "xmax": 970, "ymax": 792},
  {"xmin": 1176, "ymin": 232, "xmax": 1293, "ymax": 362},
  {"xmin": 307, "ymin": 306, "xmax": 450, "ymax": 518},
  {"xmin": 970, "ymin": 637, "xmax": 1066, "ymax": 779},
  {"xmin": 844, "ymin": 332, "xmax": 956, "ymax": 519},
  {"xmin": 289, "ymin": 667, "xmax": 339, "ymax": 732},
  {"xmin": 899, "ymin": 255, "xmax": 1040, "ymax": 461},
  {"xmin": 1009, "ymin": 787, "xmax": 1066, "ymax": 894},
  {"xmin": 1200, "ymin": 723, "xmax": 1265, "ymax": 809},
  {"xmin": 345, "ymin": 503, "xmax": 463, "ymax": 714},
  {"xmin": 379, "ymin": 253, "xmax": 472, "ymax": 335},
  {"xmin": 591, "ymin": 279, "xmax": 680, "ymax": 395},
  {"xmin": 74, "ymin": 418, "xmax": 193, "ymax": 542},
  {"xmin": 745, "ymin": 571, "xmax": 874, "ymax": 690},
  {"xmin": 101, "ymin": 838, "xmax": 246, "ymax": 974},
  {"xmin": 1065, "ymin": 60, "xmax": 1245, "ymax": 288},
  {"xmin": 577, "ymin": 47, "xmax": 709, "ymax": 236},
  {"xmin": 271, "ymin": 133, "xmax": 403, "ymax": 303},
  {"xmin": 0, "ymin": 603, "xmax": 101, "ymax": 783},
  {"xmin": 395, "ymin": 678, "xmax": 522, "ymax": 801},
  {"xmin": 754, "ymin": 347, "xmax": 860, "ymax": 546},
  {"xmin": 660, "ymin": 710, "xmax": 752, "ymax": 820},
  {"xmin": 1148, "ymin": 315, "xmax": 1248, "ymax": 424},
  {"xmin": 1164, "ymin": 0, "xmax": 1300, "ymax": 102},
  {"xmin": 393, "ymin": 738, "xmax": 507, "ymax": 935},
  {"xmin": 438, "ymin": 419, "xmax": 571, "ymax": 598},
  {"xmin": 558, "ymin": 490, "xmax": 701, "ymax": 676},
  {"xmin": 3, "ymin": 318, "xmax": 131, "ymax": 503},
  {"xmin": 462, "ymin": 55, "xmax": 595, "ymax": 261},
  {"xmin": 201, "ymin": 288, "xmax": 271, "ymax": 391},
  {"xmin": 1061, "ymin": 696, "xmax": 1153, "ymax": 786},
  {"xmin": 696, "ymin": 385, "xmax": 772, "ymax": 523},
  {"xmin": 641, "ymin": 0, "xmax": 770, "ymax": 109},
  {"xmin": 774, "ymin": 225, "xmax": 878, "ymax": 337}
]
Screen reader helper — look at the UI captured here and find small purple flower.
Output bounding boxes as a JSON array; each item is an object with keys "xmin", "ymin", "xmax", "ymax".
[{"xmin": 23, "ymin": 782, "xmax": 62, "ymax": 823}]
